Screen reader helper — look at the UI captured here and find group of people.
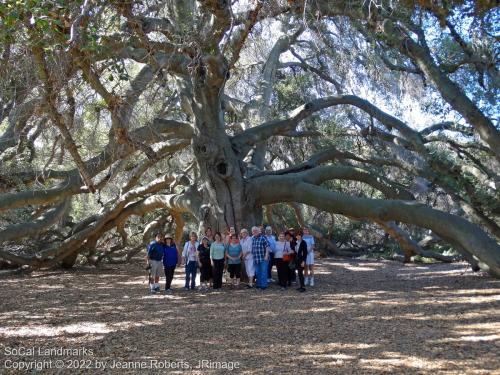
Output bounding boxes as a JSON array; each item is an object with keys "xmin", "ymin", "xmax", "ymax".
[{"xmin": 146, "ymin": 225, "xmax": 316, "ymax": 294}]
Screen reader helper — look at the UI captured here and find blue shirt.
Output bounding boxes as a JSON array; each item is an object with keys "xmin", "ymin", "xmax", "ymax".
[
  {"xmin": 226, "ymin": 244, "xmax": 242, "ymax": 264},
  {"xmin": 265, "ymin": 235, "xmax": 276, "ymax": 253},
  {"xmin": 147, "ymin": 241, "xmax": 164, "ymax": 261},
  {"xmin": 251, "ymin": 235, "xmax": 270, "ymax": 263},
  {"xmin": 303, "ymin": 235, "xmax": 315, "ymax": 253},
  {"xmin": 163, "ymin": 244, "xmax": 178, "ymax": 267}
]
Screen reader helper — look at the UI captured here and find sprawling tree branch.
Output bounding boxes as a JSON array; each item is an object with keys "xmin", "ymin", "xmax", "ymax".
[
  {"xmin": 0, "ymin": 118, "xmax": 192, "ymax": 212},
  {"xmin": 233, "ymin": 94, "xmax": 426, "ymax": 157},
  {"xmin": 0, "ymin": 199, "xmax": 70, "ymax": 243},
  {"xmin": 253, "ymin": 179, "xmax": 500, "ymax": 277}
]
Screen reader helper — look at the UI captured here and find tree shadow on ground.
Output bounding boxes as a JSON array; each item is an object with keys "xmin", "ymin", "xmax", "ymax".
[{"xmin": 0, "ymin": 258, "xmax": 499, "ymax": 374}]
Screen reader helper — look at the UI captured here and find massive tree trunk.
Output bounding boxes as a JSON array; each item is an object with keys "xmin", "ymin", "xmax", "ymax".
[
  {"xmin": 181, "ymin": 56, "xmax": 262, "ymax": 232},
  {"xmin": 1, "ymin": 0, "xmax": 498, "ymax": 280}
]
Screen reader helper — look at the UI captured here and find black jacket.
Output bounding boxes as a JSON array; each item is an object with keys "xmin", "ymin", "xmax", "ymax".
[
  {"xmin": 295, "ymin": 239, "xmax": 308, "ymax": 265},
  {"xmin": 197, "ymin": 244, "xmax": 211, "ymax": 263}
]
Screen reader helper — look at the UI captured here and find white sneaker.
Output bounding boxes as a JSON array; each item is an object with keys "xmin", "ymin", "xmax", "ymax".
[
  {"xmin": 304, "ymin": 277, "xmax": 310, "ymax": 286},
  {"xmin": 310, "ymin": 277, "xmax": 314, "ymax": 287}
]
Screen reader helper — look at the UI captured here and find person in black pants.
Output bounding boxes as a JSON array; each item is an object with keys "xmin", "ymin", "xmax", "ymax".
[
  {"xmin": 287, "ymin": 228, "xmax": 297, "ymax": 283},
  {"xmin": 285, "ymin": 231, "xmax": 295, "ymax": 286},
  {"xmin": 162, "ymin": 235, "xmax": 178, "ymax": 292},
  {"xmin": 210, "ymin": 232, "xmax": 226, "ymax": 289},
  {"xmin": 197, "ymin": 236, "xmax": 212, "ymax": 290},
  {"xmin": 295, "ymin": 231, "xmax": 308, "ymax": 292},
  {"xmin": 275, "ymin": 232, "xmax": 288, "ymax": 289}
]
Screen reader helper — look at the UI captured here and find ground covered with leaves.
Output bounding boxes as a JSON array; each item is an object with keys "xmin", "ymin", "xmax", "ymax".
[{"xmin": 0, "ymin": 258, "xmax": 499, "ymax": 374}]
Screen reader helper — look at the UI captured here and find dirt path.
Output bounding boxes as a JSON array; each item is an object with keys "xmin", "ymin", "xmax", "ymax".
[{"xmin": 0, "ymin": 258, "xmax": 499, "ymax": 374}]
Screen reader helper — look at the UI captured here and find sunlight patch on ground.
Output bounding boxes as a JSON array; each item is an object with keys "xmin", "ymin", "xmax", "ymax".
[
  {"xmin": 0, "ymin": 322, "xmax": 112, "ymax": 337},
  {"xmin": 308, "ymin": 307, "xmax": 338, "ymax": 312},
  {"xmin": 115, "ymin": 277, "xmax": 149, "ymax": 286},
  {"xmin": 299, "ymin": 352, "xmax": 356, "ymax": 360},
  {"xmin": 339, "ymin": 265, "xmax": 379, "ymax": 272},
  {"xmin": 359, "ymin": 356, "xmax": 446, "ymax": 371},
  {"xmin": 431, "ymin": 334, "xmax": 500, "ymax": 343},
  {"xmin": 299, "ymin": 343, "xmax": 379, "ymax": 352},
  {"xmin": 139, "ymin": 294, "xmax": 185, "ymax": 300}
]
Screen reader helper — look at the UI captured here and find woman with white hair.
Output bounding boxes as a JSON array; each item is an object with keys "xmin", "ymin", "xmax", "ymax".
[
  {"xmin": 240, "ymin": 228, "xmax": 254, "ymax": 288},
  {"xmin": 251, "ymin": 226, "xmax": 271, "ymax": 289}
]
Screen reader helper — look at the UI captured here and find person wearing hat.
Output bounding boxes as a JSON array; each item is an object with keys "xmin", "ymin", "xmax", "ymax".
[
  {"xmin": 197, "ymin": 236, "xmax": 212, "ymax": 290},
  {"xmin": 163, "ymin": 234, "xmax": 178, "ymax": 293}
]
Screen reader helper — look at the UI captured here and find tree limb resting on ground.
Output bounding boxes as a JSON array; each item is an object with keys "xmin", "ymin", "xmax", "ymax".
[{"xmin": 251, "ymin": 177, "xmax": 500, "ymax": 277}]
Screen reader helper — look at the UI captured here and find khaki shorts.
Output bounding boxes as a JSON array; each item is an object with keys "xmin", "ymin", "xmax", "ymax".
[{"xmin": 149, "ymin": 260, "xmax": 163, "ymax": 278}]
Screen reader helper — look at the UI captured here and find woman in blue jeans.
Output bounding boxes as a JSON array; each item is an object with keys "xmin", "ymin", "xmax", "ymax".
[{"xmin": 182, "ymin": 232, "xmax": 199, "ymax": 290}]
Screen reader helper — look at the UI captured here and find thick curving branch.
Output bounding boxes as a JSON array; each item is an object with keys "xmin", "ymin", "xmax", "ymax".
[
  {"xmin": 30, "ymin": 41, "xmax": 97, "ymax": 193},
  {"xmin": 0, "ymin": 177, "xmax": 201, "ymax": 268},
  {"xmin": 253, "ymin": 179, "xmax": 500, "ymax": 277},
  {"xmin": 247, "ymin": 28, "xmax": 304, "ymax": 169},
  {"xmin": 58, "ymin": 186, "xmax": 202, "ymax": 264},
  {"xmin": 232, "ymin": 94, "xmax": 426, "ymax": 158},
  {"xmin": 226, "ymin": 1, "xmax": 264, "ymax": 68},
  {"xmin": 293, "ymin": 1, "xmax": 500, "ymax": 159},
  {"xmin": 250, "ymin": 162, "xmax": 414, "ymax": 201},
  {"xmin": 0, "ymin": 117, "xmax": 192, "ymax": 213},
  {"xmin": 251, "ymin": 146, "xmax": 368, "ymax": 178},
  {"xmin": 380, "ymin": 21, "xmax": 500, "ymax": 161},
  {"xmin": 298, "ymin": 165, "xmax": 414, "ymax": 200},
  {"xmin": 0, "ymin": 98, "xmax": 40, "ymax": 155},
  {"xmin": 420, "ymin": 121, "xmax": 474, "ymax": 137},
  {"xmin": 376, "ymin": 220, "xmax": 458, "ymax": 263},
  {"xmin": 0, "ymin": 199, "xmax": 70, "ymax": 243}
]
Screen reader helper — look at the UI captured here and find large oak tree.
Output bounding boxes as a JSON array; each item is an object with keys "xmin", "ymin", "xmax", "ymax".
[{"xmin": 0, "ymin": 0, "xmax": 499, "ymax": 276}]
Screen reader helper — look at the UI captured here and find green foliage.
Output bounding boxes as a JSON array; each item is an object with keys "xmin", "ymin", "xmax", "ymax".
[
  {"xmin": 0, "ymin": 0, "xmax": 78, "ymax": 46},
  {"xmin": 274, "ymin": 74, "xmax": 316, "ymax": 112}
]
